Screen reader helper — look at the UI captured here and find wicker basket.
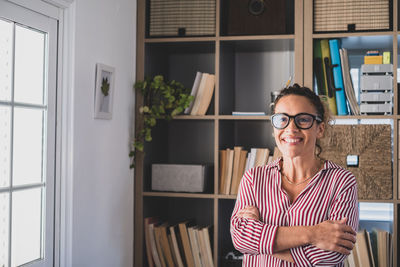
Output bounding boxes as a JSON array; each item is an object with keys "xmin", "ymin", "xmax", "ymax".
[{"xmin": 320, "ymin": 124, "xmax": 392, "ymax": 200}]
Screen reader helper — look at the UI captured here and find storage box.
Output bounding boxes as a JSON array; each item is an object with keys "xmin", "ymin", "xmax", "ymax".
[
  {"xmin": 360, "ymin": 103, "xmax": 392, "ymax": 114},
  {"xmin": 148, "ymin": 0, "xmax": 215, "ymax": 37},
  {"xmin": 360, "ymin": 75, "xmax": 393, "ymax": 91},
  {"xmin": 314, "ymin": 0, "xmax": 392, "ymax": 33},
  {"xmin": 361, "ymin": 64, "xmax": 393, "ymax": 74},
  {"xmin": 360, "ymin": 92, "xmax": 392, "ymax": 102},
  {"xmin": 151, "ymin": 164, "xmax": 209, "ymax": 192}
]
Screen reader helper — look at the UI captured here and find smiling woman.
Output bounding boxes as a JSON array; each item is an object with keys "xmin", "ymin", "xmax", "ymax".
[{"xmin": 230, "ymin": 84, "xmax": 359, "ymax": 267}]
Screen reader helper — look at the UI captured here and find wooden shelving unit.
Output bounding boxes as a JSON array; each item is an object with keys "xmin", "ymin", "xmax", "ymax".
[{"xmin": 135, "ymin": 0, "xmax": 399, "ymax": 266}]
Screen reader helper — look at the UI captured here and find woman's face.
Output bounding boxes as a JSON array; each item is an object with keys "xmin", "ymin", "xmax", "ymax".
[{"xmin": 273, "ymin": 95, "xmax": 325, "ymax": 159}]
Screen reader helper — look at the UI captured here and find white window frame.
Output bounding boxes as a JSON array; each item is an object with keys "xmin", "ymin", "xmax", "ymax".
[{"xmin": 5, "ymin": 1, "xmax": 76, "ymax": 266}]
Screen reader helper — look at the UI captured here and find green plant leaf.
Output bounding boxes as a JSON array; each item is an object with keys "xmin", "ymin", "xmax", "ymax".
[{"xmin": 130, "ymin": 74, "xmax": 192, "ymax": 168}]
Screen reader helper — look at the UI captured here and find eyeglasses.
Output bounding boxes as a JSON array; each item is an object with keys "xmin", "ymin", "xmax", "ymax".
[{"xmin": 271, "ymin": 113, "xmax": 322, "ymax": 130}]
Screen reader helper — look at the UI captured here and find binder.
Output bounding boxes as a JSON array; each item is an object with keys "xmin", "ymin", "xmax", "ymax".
[
  {"xmin": 329, "ymin": 39, "xmax": 348, "ymax": 115},
  {"xmin": 320, "ymin": 39, "xmax": 338, "ymax": 115},
  {"xmin": 313, "ymin": 40, "xmax": 329, "ymax": 105}
]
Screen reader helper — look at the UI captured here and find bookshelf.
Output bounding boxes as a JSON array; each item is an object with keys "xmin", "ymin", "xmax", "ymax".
[{"xmin": 134, "ymin": 0, "xmax": 398, "ymax": 266}]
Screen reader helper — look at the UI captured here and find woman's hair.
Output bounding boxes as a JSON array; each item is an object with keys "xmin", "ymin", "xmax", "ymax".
[{"xmin": 272, "ymin": 83, "xmax": 332, "ymax": 157}]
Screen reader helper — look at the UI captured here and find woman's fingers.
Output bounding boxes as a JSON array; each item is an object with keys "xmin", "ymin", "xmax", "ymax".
[{"xmin": 312, "ymin": 219, "xmax": 357, "ymax": 254}]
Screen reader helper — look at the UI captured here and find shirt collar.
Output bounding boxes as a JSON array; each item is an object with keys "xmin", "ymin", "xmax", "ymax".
[{"xmin": 270, "ymin": 157, "xmax": 342, "ymax": 171}]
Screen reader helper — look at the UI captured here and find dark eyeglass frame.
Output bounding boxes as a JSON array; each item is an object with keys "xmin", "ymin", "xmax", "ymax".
[{"xmin": 271, "ymin": 112, "xmax": 323, "ymax": 130}]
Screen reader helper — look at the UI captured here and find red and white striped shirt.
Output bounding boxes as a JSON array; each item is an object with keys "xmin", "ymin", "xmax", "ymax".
[{"xmin": 230, "ymin": 158, "xmax": 359, "ymax": 267}]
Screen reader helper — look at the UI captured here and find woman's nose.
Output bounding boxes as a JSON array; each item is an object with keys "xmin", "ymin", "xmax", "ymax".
[{"xmin": 285, "ymin": 118, "xmax": 299, "ymax": 131}]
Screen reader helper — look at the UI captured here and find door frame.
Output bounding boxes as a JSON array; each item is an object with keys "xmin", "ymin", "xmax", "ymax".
[{"xmin": 5, "ymin": 1, "xmax": 76, "ymax": 266}]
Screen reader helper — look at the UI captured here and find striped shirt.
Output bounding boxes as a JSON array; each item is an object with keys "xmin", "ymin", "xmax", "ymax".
[{"xmin": 230, "ymin": 158, "xmax": 359, "ymax": 267}]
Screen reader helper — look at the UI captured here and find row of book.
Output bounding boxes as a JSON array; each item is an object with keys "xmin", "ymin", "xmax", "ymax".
[
  {"xmin": 184, "ymin": 71, "xmax": 215, "ymax": 116},
  {"xmin": 314, "ymin": 39, "xmax": 360, "ymax": 115},
  {"xmin": 344, "ymin": 229, "xmax": 392, "ymax": 267},
  {"xmin": 219, "ymin": 146, "xmax": 281, "ymax": 195},
  {"xmin": 144, "ymin": 218, "xmax": 214, "ymax": 267}
]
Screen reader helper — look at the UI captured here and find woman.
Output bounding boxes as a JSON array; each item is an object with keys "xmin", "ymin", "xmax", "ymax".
[{"xmin": 230, "ymin": 84, "xmax": 358, "ymax": 266}]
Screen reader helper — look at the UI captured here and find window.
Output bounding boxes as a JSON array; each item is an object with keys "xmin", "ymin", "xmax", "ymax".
[{"xmin": 0, "ymin": 1, "xmax": 58, "ymax": 267}]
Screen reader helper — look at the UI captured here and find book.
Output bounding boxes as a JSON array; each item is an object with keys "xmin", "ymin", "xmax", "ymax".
[
  {"xmin": 230, "ymin": 149, "xmax": 248, "ymax": 195},
  {"xmin": 219, "ymin": 150, "xmax": 227, "ymax": 194},
  {"xmin": 145, "ymin": 217, "xmax": 159, "ymax": 267},
  {"xmin": 365, "ymin": 230, "xmax": 376, "ymax": 267},
  {"xmin": 188, "ymin": 226, "xmax": 202, "ymax": 267},
  {"xmin": 158, "ymin": 224, "xmax": 176, "ymax": 267},
  {"xmin": 355, "ymin": 230, "xmax": 373, "ymax": 267},
  {"xmin": 339, "ymin": 48, "xmax": 360, "ymax": 115},
  {"xmin": 169, "ymin": 225, "xmax": 185, "ymax": 267},
  {"xmin": 196, "ymin": 227, "xmax": 209, "ymax": 267},
  {"xmin": 185, "ymin": 71, "xmax": 203, "ymax": 114},
  {"xmin": 196, "ymin": 74, "xmax": 215, "ymax": 115},
  {"xmin": 224, "ymin": 149, "xmax": 234, "ymax": 194},
  {"xmin": 229, "ymin": 146, "xmax": 243, "ymax": 194},
  {"xmin": 346, "ymin": 250, "xmax": 356, "ymax": 267},
  {"xmin": 254, "ymin": 148, "xmax": 269, "ymax": 167},
  {"xmin": 246, "ymin": 148, "xmax": 257, "ymax": 171},
  {"xmin": 201, "ymin": 227, "xmax": 214, "ymax": 267},
  {"xmin": 329, "ymin": 39, "xmax": 349, "ymax": 115},
  {"xmin": 154, "ymin": 225, "xmax": 167, "ymax": 267},
  {"xmin": 190, "ymin": 73, "xmax": 209, "ymax": 115},
  {"xmin": 178, "ymin": 221, "xmax": 195, "ymax": 267},
  {"xmin": 148, "ymin": 223, "xmax": 163, "ymax": 267},
  {"xmin": 320, "ymin": 39, "xmax": 338, "ymax": 115},
  {"xmin": 372, "ymin": 229, "xmax": 391, "ymax": 267}
]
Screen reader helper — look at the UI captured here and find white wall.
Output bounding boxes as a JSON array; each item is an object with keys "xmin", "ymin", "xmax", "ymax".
[{"xmin": 71, "ymin": 0, "xmax": 136, "ymax": 266}]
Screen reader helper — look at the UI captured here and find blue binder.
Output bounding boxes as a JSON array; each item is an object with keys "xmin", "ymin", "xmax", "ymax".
[{"xmin": 329, "ymin": 39, "xmax": 348, "ymax": 115}]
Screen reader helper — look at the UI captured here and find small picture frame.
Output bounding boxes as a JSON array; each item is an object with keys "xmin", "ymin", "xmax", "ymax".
[{"xmin": 94, "ymin": 63, "xmax": 115, "ymax": 119}]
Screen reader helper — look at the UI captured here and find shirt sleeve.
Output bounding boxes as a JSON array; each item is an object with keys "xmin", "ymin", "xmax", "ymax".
[
  {"xmin": 290, "ymin": 180, "xmax": 359, "ymax": 267},
  {"xmin": 230, "ymin": 169, "xmax": 278, "ymax": 255}
]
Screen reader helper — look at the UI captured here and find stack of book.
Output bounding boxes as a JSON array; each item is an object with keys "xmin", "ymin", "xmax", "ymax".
[
  {"xmin": 184, "ymin": 71, "xmax": 215, "ymax": 116},
  {"xmin": 144, "ymin": 218, "xmax": 214, "ymax": 267},
  {"xmin": 219, "ymin": 147, "xmax": 281, "ymax": 195},
  {"xmin": 344, "ymin": 229, "xmax": 392, "ymax": 267},
  {"xmin": 314, "ymin": 39, "xmax": 360, "ymax": 115}
]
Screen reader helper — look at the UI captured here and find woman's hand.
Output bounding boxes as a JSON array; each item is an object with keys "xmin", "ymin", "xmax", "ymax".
[
  {"xmin": 236, "ymin": 206, "xmax": 260, "ymax": 221},
  {"xmin": 310, "ymin": 218, "xmax": 357, "ymax": 255}
]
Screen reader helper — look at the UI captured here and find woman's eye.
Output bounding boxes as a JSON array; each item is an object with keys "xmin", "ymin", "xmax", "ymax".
[{"xmin": 297, "ymin": 117, "xmax": 312, "ymax": 123}]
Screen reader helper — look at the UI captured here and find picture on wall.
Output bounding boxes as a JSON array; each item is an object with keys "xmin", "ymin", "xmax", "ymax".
[{"xmin": 94, "ymin": 63, "xmax": 115, "ymax": 119}]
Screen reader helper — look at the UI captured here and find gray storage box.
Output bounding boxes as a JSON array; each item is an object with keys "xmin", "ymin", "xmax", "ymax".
[
  {"xmin": 360, "ymin": 92, "xmax": 392, "ymax": 102},
  {"xmin": 361, "ymin": 64, "xmax": 393, "ymax": 74},
  {"xmin": 151, "ymin": 164, "xmax": 208, "ymax": 192},
  {"xmin": 360, "ymin": 103, "xmax": 392, "ymax": 114},
  {"xmin": 360, "ymin": 75, "xmax": 393, "ymax": 91}
]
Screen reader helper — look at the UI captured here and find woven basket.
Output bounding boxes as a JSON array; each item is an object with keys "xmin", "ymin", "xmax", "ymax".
[{"xmin": 320, "ymin": 124, "xmax": 392, "ymax": 200}]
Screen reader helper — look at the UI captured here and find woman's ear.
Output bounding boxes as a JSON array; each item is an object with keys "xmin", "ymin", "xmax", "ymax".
[{"xmin": 317, "ymin": 122, "xmax": 325, "ymax": 139}]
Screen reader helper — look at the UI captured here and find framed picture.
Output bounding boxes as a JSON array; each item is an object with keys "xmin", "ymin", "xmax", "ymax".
[{"xmin": 94, "ymin": 63, "xmax": 115, "ymax": 119}]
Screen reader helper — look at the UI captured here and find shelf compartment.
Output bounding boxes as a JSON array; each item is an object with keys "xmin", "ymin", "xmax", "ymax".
[
  {"xmin": 143, "ymin": 120, "xmax": 215, "ymax": 193},
  {"xmin": 313, "ymin": 35, "xmax": 394, "ymax": 116},
  {"xmin": 219, "ymin": 120, "xmax": 275, "ymax": 152},
  {"xmin": 143, "ymin": 196, "xmax": 214, "ymax": 225},
  {"xmin": 143, "ymin": 197, "xmax": 215, "ymax": 266},
  {"xmin": 145, "ymin": 42, "xmax": 216, "ymax": 115},
  {"xmin": 219, "ymin": 0, "xmax": 294, "ymax": 37},
  {"xmin": 219, "ymin": 39, "xmax": 294, "ymax": 115}
]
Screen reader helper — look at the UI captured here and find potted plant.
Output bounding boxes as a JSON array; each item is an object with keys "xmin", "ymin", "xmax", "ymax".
[{"xmin": 130, "ymin": 75, "xmax": 194, "ymax": 168}]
